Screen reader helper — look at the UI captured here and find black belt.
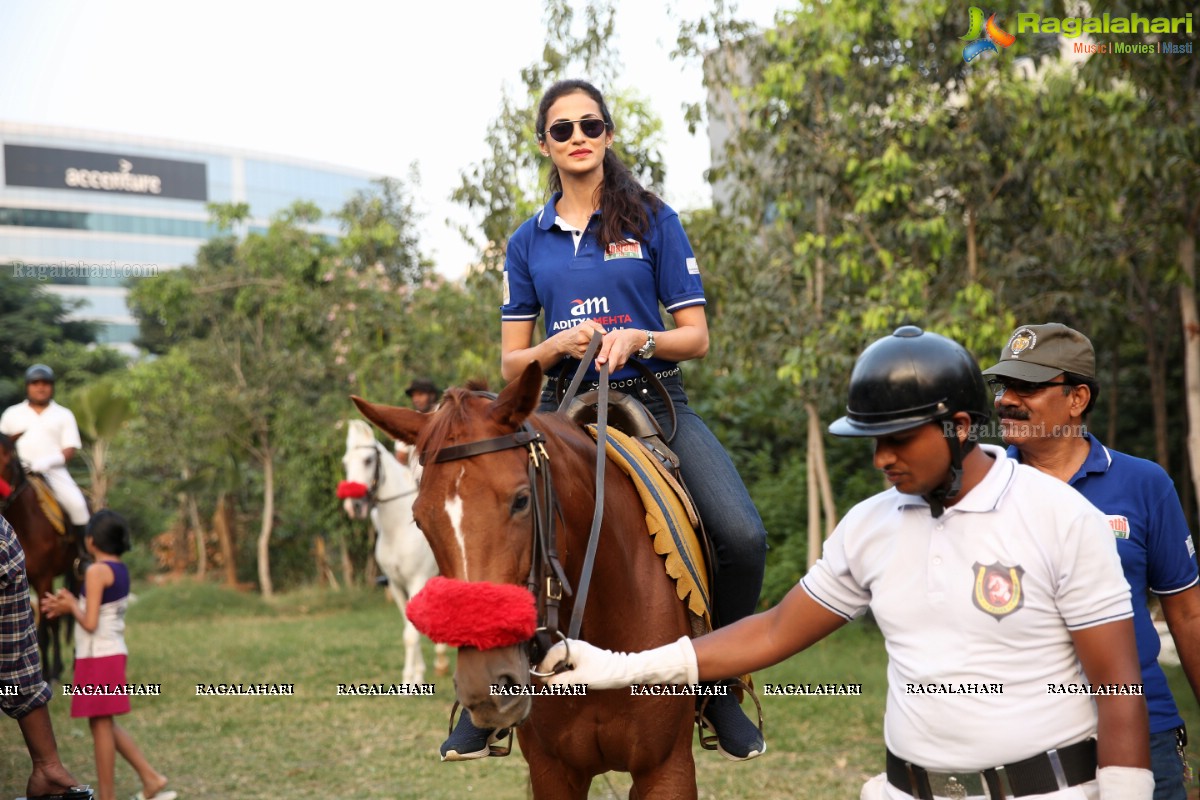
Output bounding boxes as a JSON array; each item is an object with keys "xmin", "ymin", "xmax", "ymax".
[
  {"xmin": 886, "ymin": 738, "xmax": 1096, "ymax": 799},
  {"xmin": 548, "ymin": 366, "xmax": 682, "ymax": 393}
]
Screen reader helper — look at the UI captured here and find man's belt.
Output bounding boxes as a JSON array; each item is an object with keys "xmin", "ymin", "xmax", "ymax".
[{"xmin": 886, "ymin": 738, "xmax": 1097, "ymax": 799}]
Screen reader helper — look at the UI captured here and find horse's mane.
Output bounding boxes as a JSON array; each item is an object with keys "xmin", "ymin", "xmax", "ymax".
[
  {"xmin": 416, "ymin": 386, "xmax": 597, "ymax": 466},
  {"xmin": 416, "ymin": 387, "xmax": 480, "ymax": 462}
]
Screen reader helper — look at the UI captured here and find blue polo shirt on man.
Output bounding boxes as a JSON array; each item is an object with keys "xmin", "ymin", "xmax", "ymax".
[
  {"xmin": 1008, "ymin": 434, "xmax": 1199, "ymax": 733},
  {"xmin": 501, "ymin": 193, "xmax": 705, "ymax": 382}
]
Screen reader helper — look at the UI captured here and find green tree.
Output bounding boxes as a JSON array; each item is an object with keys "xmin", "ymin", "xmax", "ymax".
[
  {"xmin": 131, "ymin": 201, "xmax": 340, "ymax": 596},
  {"xmin": 0, "ymin": 273, "xmax": 106, "ymax": 406}
]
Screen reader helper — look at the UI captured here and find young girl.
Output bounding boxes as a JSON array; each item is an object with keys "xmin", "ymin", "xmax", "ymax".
[{"xmin": 41, "ymin": 510, "xmax": 176, "ymax": 800}]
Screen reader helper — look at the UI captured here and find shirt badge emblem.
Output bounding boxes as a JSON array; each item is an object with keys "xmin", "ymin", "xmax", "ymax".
[
  {"xmin": 972, "ymin": 561, "xmax": 1025, "ymax": 620},
  {"xmin": 604, "ymin": 240, "xmax": 643, "ymax": 260},
  {"xmin": 1106, "ymin": 515, "xmax": 1130, "ymax": 540}
]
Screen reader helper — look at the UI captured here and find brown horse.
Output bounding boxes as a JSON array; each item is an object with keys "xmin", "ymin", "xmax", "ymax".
[
  {"xmin": 0, "ymin": 434, "xmax": 80, "ymax": 682},
  {"xmin": 353, "ymin": 362, "xmax": 698, "ymax": 799}
]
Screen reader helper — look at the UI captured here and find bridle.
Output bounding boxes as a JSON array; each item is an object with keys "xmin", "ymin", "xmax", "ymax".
[
  {"xmin": 0, "ymin": 455, "xmax": 29, "ymax": 515},
  {"xmin": 349, "ymin": 441, "xmax": 418, "ymax": 508},
  {"xmin": 428, "ymin": 413, "xmax": 574, "ymax": 672},
  {"xmin": 423, "ymin": 332, "xmax": 614, "ymax": 672}
]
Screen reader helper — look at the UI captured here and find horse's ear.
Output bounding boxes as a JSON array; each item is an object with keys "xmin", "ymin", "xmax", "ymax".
[
  {"xmin": 489, "ymin": 361, "xmax": 543, "ymax": 429},
  {"xmin": 351, "ymin": 396, "xmax": 428, "ymax": 445}
]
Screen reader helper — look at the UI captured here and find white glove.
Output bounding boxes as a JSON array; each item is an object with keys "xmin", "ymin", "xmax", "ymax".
[
  {"xmin": 1097, "ymin": 766, "xmax": 1154, "ymax": 800},
  {"xmin": 30, "ymin": 452, "xmax": 65, "ymax": 473},
  {"xmin": 538, "ymin": 635, "xmax": 698, "ymax": 689}
]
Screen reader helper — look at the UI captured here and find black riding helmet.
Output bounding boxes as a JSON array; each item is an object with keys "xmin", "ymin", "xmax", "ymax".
[
  {"xmin": 829, "ymin": 326, "xmax": 991, "ymax": 517},
  {"xmin": 24, "ymin": 364, "xmax": 55, "ymax": 383}
]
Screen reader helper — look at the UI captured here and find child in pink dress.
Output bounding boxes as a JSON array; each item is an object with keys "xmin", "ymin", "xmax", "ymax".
[{"xmin": 42, "ymin": 510, "xmax": 176, "ymax": 800}]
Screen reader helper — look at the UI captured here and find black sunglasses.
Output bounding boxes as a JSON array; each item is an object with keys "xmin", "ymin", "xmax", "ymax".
[
  {"xmin": 987, "ymin": 377, "xmax": 1068, "ymax": 398},
  {"xmin": 544, "ymin": 117, "xmax": 610, "ymax": 143}
]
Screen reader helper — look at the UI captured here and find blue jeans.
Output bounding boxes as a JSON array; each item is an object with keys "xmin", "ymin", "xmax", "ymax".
[
  {"xmin": 541, "ymin": 374, "xmax": 768, "ymax": 627},
  {"xmin": 1150, "ymin": 727, "xmax": 1188, "ymax": 800}
]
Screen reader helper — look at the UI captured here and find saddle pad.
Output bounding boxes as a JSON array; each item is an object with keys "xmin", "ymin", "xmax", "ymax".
[
  {"xmin": 588, "ymin": 426, "xmax": 712, "ymax": 627},
  {"xmin": 30, "ymin": 474, "xmax": 66, "ymax": 535}
]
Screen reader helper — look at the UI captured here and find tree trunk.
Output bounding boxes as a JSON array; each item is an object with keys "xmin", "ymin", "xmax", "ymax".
[
  {"xmin": 965, "ymin": 204, "xmax": 978, "ymax": 282},
  {"xmin": 172, "ymin": 493, "xmax": 189, "ymax": 574},
  {"xmin": 213, "ymin": 492, "xmax": 238, "ymax": 587},
  {"xmin": 90, "ymin": 439, "xmax": 109, "ymax": 510},
  {"xmin": 257, "ymin": 448, "xmax": 275, "ymax": 598},
  {"xmin": 1106, "ymin": 346, "xmax": 1118, "ymax": 448},
  {"xmin": 1179, "ymin": 232, "xmax": 1200, "ymax": 520},
  {"xmin": 340, "ymin": 537, "xmax": 354, "ymax": 588},
  {"xmin": 804, "ymin": 403, "xmax": 837, "ymax": 567},
  {"xmin": 1147, "ymin": 326, "xmax": 1170, "ymax": 471},
  {"xmin": 187, "ymin": 491, "xmax": 206, "ymax": 579},
  {"xmin": 806, "ymin": 411, "xmax": 819, "ymax": 569},
  {"xmin": 314, "ymin": 536, "xmax": 339, "ymax": 589},
  {"xmin": 810, "ymin": 403, "xmax": 838, "ymax": 539}
]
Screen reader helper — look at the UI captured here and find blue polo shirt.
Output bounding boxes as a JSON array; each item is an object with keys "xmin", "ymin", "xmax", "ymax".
[
  {"xmin": 1009, "ymin": 434, "xmax": 1199, "ymax": 733},
  {"xmin": 501, "ymin": 193, "xmax": 705, "ymax": 381}
]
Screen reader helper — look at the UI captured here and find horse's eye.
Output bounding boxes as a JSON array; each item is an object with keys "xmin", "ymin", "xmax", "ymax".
[{"xmin": 510, "ymin": 491, "xmax": 531, "ymax": 516}]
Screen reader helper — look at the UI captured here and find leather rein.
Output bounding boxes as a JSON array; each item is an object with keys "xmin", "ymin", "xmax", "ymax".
[{"xmin": 426, "ymin": 332, "xmax": 612, "ymax": 671}]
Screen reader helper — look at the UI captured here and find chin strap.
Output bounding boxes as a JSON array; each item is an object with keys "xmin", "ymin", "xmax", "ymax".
[{"xmin": 924, "ymin": 422, "xmax": 967, "ymax": 519}]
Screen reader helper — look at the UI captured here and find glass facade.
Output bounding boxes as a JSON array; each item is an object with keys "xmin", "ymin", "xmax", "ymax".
[{"xmin": 0, "ymin": 122, "xmax": 384, "ymax": 354}]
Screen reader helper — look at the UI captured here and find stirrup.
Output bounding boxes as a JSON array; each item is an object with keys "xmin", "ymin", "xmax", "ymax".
[
  {"xmin": 696, "ymin": 679, "xmax": 765, "ymax": 760},
  {"xmin": 443, "ymin": 701, "xmax": 512, "ymax": 759}
]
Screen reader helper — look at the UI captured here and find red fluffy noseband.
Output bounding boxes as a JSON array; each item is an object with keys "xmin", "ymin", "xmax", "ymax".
[
  {"xmin": 407, "ymin": 577, "xmax": 538, "ymax": 649},
  {"xmin": 337, "ymin": 480, "xmax": 368, "ymax": 499}
]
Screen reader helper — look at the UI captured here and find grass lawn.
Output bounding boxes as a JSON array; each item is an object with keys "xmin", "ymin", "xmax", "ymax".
[{"xmin": 2, "ymin": 581, "xmax": 1198, "ymax": 799}]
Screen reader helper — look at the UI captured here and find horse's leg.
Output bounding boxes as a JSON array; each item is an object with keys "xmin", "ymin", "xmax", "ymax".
[
  {"xmin": 386, "ymin": 584, "xmax": 425, "ymax": 685},
  {"xmin": 522, "ymin": 746, "xmax": 593, "ymax": 800},
  {"xmin": 433, "ymin": 642, "xmax": 450, "ymax": 677},
  {"xmin": 628, "ymin": 732, "xmax": 698, "ymax": 800}
]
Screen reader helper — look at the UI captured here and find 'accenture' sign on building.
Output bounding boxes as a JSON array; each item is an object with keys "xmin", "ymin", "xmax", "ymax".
[{"xmin": 4, "ymin": 144, "xmax": 207, "ymax": 201}]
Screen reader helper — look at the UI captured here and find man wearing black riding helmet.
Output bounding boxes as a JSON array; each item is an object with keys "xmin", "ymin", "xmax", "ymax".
[{"xmin": 541, "ymin": 326, "xmax": 1153, "ymax": 799}]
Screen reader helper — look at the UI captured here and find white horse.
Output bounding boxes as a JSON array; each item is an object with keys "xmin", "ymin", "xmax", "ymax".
[{"xmin": 341, "ymin": 419, "xmax": 448, "ymax": 683}]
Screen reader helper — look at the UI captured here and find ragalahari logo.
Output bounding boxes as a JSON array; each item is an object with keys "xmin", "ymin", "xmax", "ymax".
[{"xmin": 961, "ymin": 7, "xmax": 1017, "ymax": 62}]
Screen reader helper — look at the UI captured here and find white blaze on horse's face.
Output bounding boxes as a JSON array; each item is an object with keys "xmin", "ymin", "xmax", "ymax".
[{"xmin": 445, "ymin": 466, "xmax": 468, "ymax": 576}]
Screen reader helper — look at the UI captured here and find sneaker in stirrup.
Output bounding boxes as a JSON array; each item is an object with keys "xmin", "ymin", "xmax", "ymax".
[
  {"xmin": 699, "ymin": 692, "xmax": 766, "ymax": 762},
  {"xmin": 439, "ymin": 711, "xmax": 508, "ymax": 761}
]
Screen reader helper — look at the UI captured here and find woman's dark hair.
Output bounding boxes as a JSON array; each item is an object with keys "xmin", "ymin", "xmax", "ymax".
[
  {"xmin": 87, "ymin": 509, "xmax": 131, "ymax": 555},
  {"xmin": 536, "ymin": 79, "xmax": 662, "ymax": 247}
]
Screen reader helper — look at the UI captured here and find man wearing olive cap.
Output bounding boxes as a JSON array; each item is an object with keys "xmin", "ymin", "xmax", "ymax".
[{"xmin": 985, "ymin": 323, "xmax": 1200, "ymax": 800}]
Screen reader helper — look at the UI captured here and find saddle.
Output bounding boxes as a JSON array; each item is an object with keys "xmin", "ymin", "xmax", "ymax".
[
  {"xmin": 564, "ymin": 372, "xmax": 762, "ymax": 750},
  {"xmin": 28, "ymin": 473, "xmax": 67, "ymax": 536},
  {"xmin": 562, "ymin": 372, "xmax": 714, "ymax": 636}
]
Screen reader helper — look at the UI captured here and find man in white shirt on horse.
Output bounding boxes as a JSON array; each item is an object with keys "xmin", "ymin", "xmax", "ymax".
[{"xmin": 0, "ymin": 364, "xmax": 90, "ymax": 538}]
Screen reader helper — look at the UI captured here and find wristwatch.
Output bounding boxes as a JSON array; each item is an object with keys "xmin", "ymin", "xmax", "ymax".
[{"xmin": 636, "ymin": 330, "xmax": 656, "ymax": 359}]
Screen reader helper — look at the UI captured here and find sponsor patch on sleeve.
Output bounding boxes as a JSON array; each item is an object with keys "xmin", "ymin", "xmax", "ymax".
[
  {"xmin": 1106, "ymin": 515, "xmax": 1130, "ymax": 540},
  {"xmin": 605, "ymin": 240, "xmax": 643, "ymax": 260},
  {"xmin": 1188, "ymin": 536, "xmax": 1196, "ymax": 558},
  {"xmin": 686, "ymin": 257, "xmax": 700, "ymax": 275},
  {"xmin": 502, "ymin": 271, "xmax": 510, "ymax": 306}
]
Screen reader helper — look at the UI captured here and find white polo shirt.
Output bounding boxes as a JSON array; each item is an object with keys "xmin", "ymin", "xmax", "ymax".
[
  {"xmin": 801, "ymin": 445, "xmax": 1132, "ymax": 772},
  {"xmin": 0, "ymin": 400, "xmax": 83, "ymax": 464}
]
